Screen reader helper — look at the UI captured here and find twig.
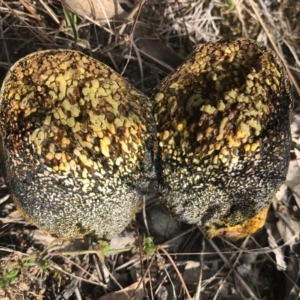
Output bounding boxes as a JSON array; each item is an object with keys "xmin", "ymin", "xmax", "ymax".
[
  {"xmin": 197, "ymin": 226, "xmax": 259, "ymax": 299},
  {"xmin": 130, "ymin": 253, "xmax": 156, "ymax": 300},
  {"xmin": 158, "ymin": 245, "xmax": 192, "ymax": 300},
  {"xmin": 213, "ymin": 237, "xmax": 251, "ymax": 300},
  {"xmin": 194, "ymin": 237, "xmax": 205, "ymax": 300},
  {"xmin": 248, "ymin": 0, "xmax": 300, "ymax": 99}
]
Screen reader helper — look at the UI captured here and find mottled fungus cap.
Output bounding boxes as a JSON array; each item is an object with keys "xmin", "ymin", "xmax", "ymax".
[
  {"xmin": 0, "ymin": 50, "xmax": 154, "ymax": 240},
  {"xmin": 0, "ymin": 39, "xmax": 293, "ymax": 241},
  {"xmin": 153, "ymin": 39, "xmax": 293, "ymax": 239}
]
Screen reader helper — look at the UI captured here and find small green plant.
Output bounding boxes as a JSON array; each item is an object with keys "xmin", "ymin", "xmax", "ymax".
[
  {"xmin": 0, "ymin": 269, "xmax": 19, "ymax": 288},
  {"xmin": 0, "ymin": 253, "xmax": 53, "ymax": 288},
  {"xmin": 37, "ymin": 256, "xmax": 52, "ymax": 275},
  {"xmin": 100, "ymin": 244, "xmax": 111, "ymax": 256},
  {"xmin": 62, "ymin": 6, "xmax": 79, "ymax": 39},
  {"xmin": 143, "ymin": 236, "xmax": 156, "ymax": 255},
  {"xmin": 225, "ymin": 0, "xmax": 235, "ymax": 10}
]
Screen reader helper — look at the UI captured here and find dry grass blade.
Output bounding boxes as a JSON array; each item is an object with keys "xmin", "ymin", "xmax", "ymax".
[
  {"xmin": 247, "ymin": 0, "xmax": 300, "ymax": 99},
  {"xmin": 265, "ymin": 222, "xmax": 287, "ymax": 271},
  {"xmin": 158, "ymin": 246, "xmax": 192, "ymax": 300},
  {"xmin": 194, "ymin": 237, "xmax": 205, "ymax": 300},
  {"xmin": 56, "ymin": 259, "xmax": 89, "ymax": 299},
  {"xmin": 197, "ymin": 226, "xmax": 259, "ymax": 300},
  {"xmin": 18, "ymin": 0, "xmax": 41, "ymax": 20},
  {"xmin": 212, "ymin": 237, "xmax": 252, "ymax": 300},
  {"xmin": 129, "ymin": 253, "xmax": 156, "ymax": 300}
]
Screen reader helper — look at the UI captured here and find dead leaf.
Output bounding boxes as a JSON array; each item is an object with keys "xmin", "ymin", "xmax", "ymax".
[
  {"xmin": 99, "ymin": 281, "xmax": 147, "ymax": 300},
  {"xmin": 64, "ymin": 0, "xmax": 125, "ymax": 21}
]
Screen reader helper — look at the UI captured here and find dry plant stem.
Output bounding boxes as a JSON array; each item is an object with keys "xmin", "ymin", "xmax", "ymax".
[
  {"xmin": 0, "ymin": 6, "xmax": 39, "ymax": 23},
  {"xmin": 283, "ymin": 41, "xmax": 300, "ymax": 68},
  {"xmin": 194, "ymin": 237, "xmax": 205, "ymax": 300},
  {"xmin": 138, "ymin": 234, "xmax": 149, "ymax": 298},
  {"xmin": 107, "ymin": 51, "xmax": 120, "ymax": 72},
  {"xmin": 58, "ymin": 254, "xmax": 103, "ymax": 284},
  {"xmin": 247, "ymin": 0, "xmax": 300, "ymax": 98},
  {"xmin": 114, "ymin": 256, "xmax": 140, "ymax": 272},
  {"xmin": 174, "ymin": 0, "xmax": 192, "ymax": 47},
  {"xmin": 50, "ymin": 247, "xmax": 134, "ymax": 256},
  {"xmin": 160, "ymin": 258, "xmax": 177, "ymax": 299},
  {"xmin": 74, "ymin": 287, "xmax": 82, "ymax": 300},
  {"xmin": 0, "ymin": 14, "xmax": 10, "ymax": 65},
  {"xmin": 249, "ymin": 236, "xmax": 300, "ymax": 290},
  {"xmin": 82, "ymin": 15, "xmax": 115, "ymax": 36},
  {"xmin": 142, "ymin": 195, "xmax": 150, "ymax": 236},
  {"xmin": 96, "ymin": 0, "xmax": 113, "ymax": 26},
  {"xmin": 51, "ymin": 263, "xmax": 108, "ymax": 287},
  {"xmin": 137, "ymin": 47, "xmax": 175, "ymax": 72},
  {"xmin": 0, "ymin": 247, "xmax": 29, "ymax": 255},
  {"xmin": 121, "ymin": 39, "xmax": 133, "ymax": 75},
  {"xmin": 118, "ymin": 0, "xmax": 146, "ymax": 37},
  {"xmin": 178, "ymin": 228, "xmax": 201, "ymax": 254},
  {"xmin": 213, "ymin": 237, "xmax": 251, "ymax": 300},
  {"xmin": 154, "ymin": 275, "xmax": 168, "ymax": 297},
  {"xmin": 130, "ymin": 254, "xmax": 156, "ymax": 300},
  {"xmin": 57, "ymin": 259, "xmax": 88, "ymax": 299},
  {"xmin": 0, "ymin": 193, "xmax": 10, "ymax": 204},
  {"xmin": 199, "ymin": 264, "xmax": 227, "ymax": 291},
  {"xmin": 115, "ymin": 245, "xmax": 170, "ymax": 272},
  {"xmin": 108, "ymin": 271, "xmax": 131, "ymax": 299},
  {"xmin": 98, "ymin": 255, "xmax": 110, "ymax": 286},
  {"xmin": 97, "ymin": 249, "xmax": 130, "ymax": 294},
  {"xmin": 39, "ymin": 0, "xmax": 60, "ymax": 24},
  {"xmin": 197, "ymin": 226, "xmax": 259, "ymax": 300},
  {"xmin": 92, "ymin": 254, "xmax": 107, "ymax": 287},
  {"xmin": 131, "ymin": 40, "xmax": 144, "ymax": 90},
  {"xmin": 148, "ymin": 267, "xmax": 155, "ymax": 300},
  {"xmin": 221, "ymin": 230, "xmax": 300, "ymax": 255},
  {"xmin": 161, "ymin": 228, "xmax": 196, "ymax": 249},
  {"xmin": 234, "ymin": 0, "xmax": 248, "ymax": 37},
  {"xmin": 2, "ymin": 1, "xmax": 52, "ymax": 45},
  {"xmin": 95, "ymin": 254, "xmax": 131, "ymax": 297},
  {"xmin": 119, "ymin": 0, "xmax": 146, "ymax": 77},
  {"xmin": 46, "ymin": 247, "xmax": 138, "ymax": 291},
  {"xmin": 19, "ymin": 0, "xmax": 41, "ymax": 20},
  {"xmin": 265, "ymin": 222, "xmax": 286, "ymax": 271},
  {"xmin": 258, "ymin": 0, "xmax": 277, "ymax": 29},
  {"xmin": 152, "ymin": 254, "xmax": 181, "ymax": 297},
  {"xmin": 157, "ymin": 246, "xmax": 192, "ymax": 300}
]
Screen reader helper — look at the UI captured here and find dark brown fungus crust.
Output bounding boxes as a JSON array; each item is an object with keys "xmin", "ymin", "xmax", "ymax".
[
  {"xmin": 0, "ymin": 39, "xmax": 293, "ymax": 242},
  {"xmin": 153, "ymin": 39, "xmax": 293, "ymax": 239},
  {"xmin": 0, "ymin": 50, "xmax": 155, "ymax": 240}
]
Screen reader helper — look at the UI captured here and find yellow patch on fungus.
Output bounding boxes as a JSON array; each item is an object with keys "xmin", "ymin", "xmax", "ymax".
[
  {"xmin": 207, "ymin": 206, "xmax": 269, "ymax": 240},
  {"xmin": 236, "ymin": 122, "xmax": 251, "ymax": 139},
  {"xmin": 201, "ymin": 104, "xmax": 216, "ymax": 115}
]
